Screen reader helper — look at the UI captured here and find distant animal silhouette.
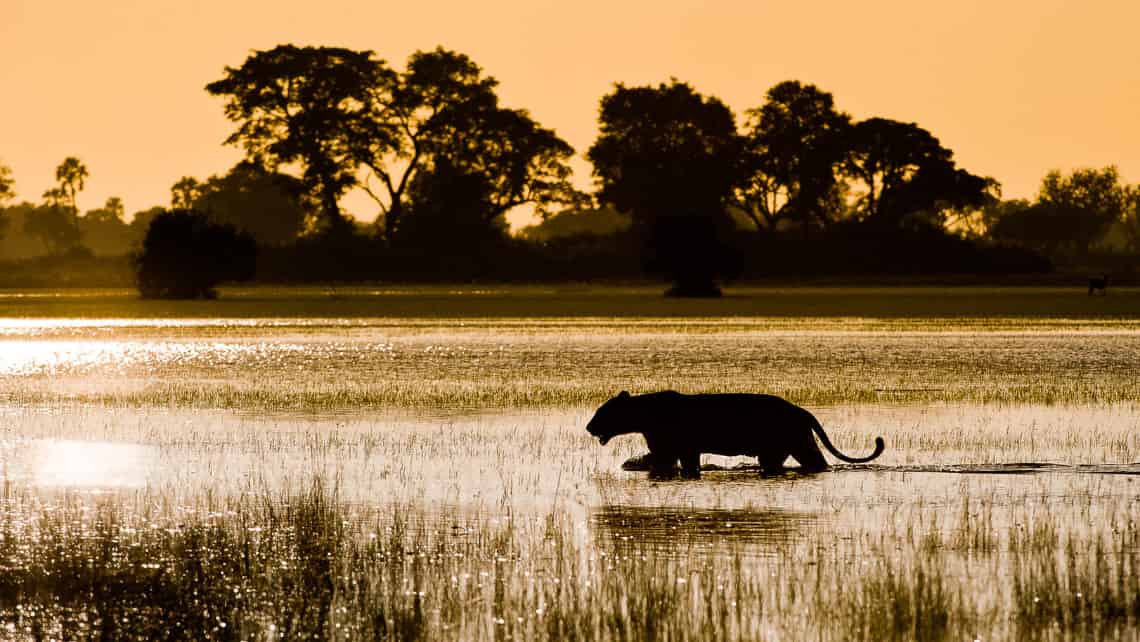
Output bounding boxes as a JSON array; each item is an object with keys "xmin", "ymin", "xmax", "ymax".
[
  {"xmin": 586, "ymin": 390, "xmax": 884, "ymax": 478},
  {"xmin": 1088, "ymin": 275, "xmax": 1108, "ymax": 296}
]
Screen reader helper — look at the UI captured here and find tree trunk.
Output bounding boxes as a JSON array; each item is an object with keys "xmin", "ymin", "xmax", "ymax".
[
  {"xmin": 664, "ymin": 278, "xmax": 723, "ymax": 298},
  {"xmin": 320, "ymin": 185, "xmax": 350, "ymax": 238},
  {"xmin": 384, "ymin": 201, "xmax": 403, "ymax": 245}
]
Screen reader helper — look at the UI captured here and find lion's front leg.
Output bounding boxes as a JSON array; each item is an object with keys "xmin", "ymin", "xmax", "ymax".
[
  {"xmin": 648, "ymin": 451, "xmax": 679, "ymax": 479},
  {"xmin": 642, "ymin": 433, "xmax": 679, "ymax": 479}
]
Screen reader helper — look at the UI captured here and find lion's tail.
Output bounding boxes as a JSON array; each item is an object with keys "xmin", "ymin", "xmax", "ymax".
[{"xmin": 810, "ymin": 418, "xmax": 884, "ymax": 463}]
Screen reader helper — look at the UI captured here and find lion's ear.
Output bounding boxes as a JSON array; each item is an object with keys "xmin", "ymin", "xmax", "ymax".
[{"xmin": 618, "ymin": 390, "xmax": 630, "ymax": 399}]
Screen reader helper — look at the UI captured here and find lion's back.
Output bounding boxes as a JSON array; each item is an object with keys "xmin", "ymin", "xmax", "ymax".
[{"xmin": 636, "ymin": 392, "xmax": 809, "ymax": 456}]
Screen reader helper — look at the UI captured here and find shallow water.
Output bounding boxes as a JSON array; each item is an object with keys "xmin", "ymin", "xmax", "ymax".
[
  {"xmin": 2, "ymin": 306, "xmax": 1140, "ymax": 638},
  {"xmin": 3, "ymin": 402, "xmax": 1138, "ymax": 561},
  {"xmin": 2, "ymin": 316, "xmax": 1140, "ymax": 408}
]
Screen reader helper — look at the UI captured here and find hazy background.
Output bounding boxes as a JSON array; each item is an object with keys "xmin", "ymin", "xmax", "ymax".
[{"xmin": 4, "ymin": 0, "xmax": 1138, "ymax": 227}]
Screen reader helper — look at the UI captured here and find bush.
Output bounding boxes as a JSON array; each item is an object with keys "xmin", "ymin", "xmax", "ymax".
[{"xmin": 135, "ymin": 209, "xmax": 255, "ymax": 299}]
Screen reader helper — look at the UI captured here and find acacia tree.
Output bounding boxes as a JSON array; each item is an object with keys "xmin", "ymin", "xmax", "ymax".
[
  {"xmin": 415, "ymin": 102, "xmax": 581, "ymax": 239},
  {"xmin": 588, "ymin": 80, "xmax": 742, "ymax": 296},
  {"xmin": 356, "ymin": 48, "xmax": 581, "ymax": 245},
  {"xmin": 206, "ymin": 45, "xmax": 395, "ymax": 236},
  {"xmin": 842, "ymin": 118, "xmax": 991, "ymax": 230},
  {"xmin": 355, "ymin": 48, "xmax": 492, "ymax": 241},
  {"xmin": 737, "ymin": 81, "xmax": 850, "ymax": 231}
]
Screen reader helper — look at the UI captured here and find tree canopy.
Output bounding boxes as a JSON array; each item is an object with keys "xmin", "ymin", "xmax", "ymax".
[
  {"xmin": 588, "ymin": 80, "xmax": 742, "ymax": 295},
  {"xmin": 589, "ymin": 80, "xmax": 741, "ymax": 221},
  {"xmin": 357, "ymin": 48, "xmax": 582, "ymax": 245},
  {"xmin": 842, "ymin": 118, "xmax": 992, "ymax": 230},
  {"xmin": 0, "ymin": 161, "xmax": 14, "ymax": 207},
  {"xmin": 206, "ymin": 45, "xmax": 392, "ymax": 235},
  {"xmin": 24, "ymin": 204, "xmax": 81, "ymax": 255},
  {"xmin": 1123, "ymin": 187, "xmax": 1140, "ymax": 253},
  {"xmin": 180, "ymin": 163, "xmax": 308, "ymax": 246},
  {"xmin": 206, "ymin": 46, "xmax": 580, "ymax": 247},
  {"xmin": 7, "ymin": 51, "xmax": 1136, "ymax": 283},
  {"xmin": 737, "ymin": 81, "xmax": 850, "ymax": 231},
  {"xmin": 0, "ymin": 161, "xmax": 13, "ymax": 242},
  {"xmin": 988, "ymin": 166, "xmax": 1129, "ymax": 257},
  {"xmin": 25, "ymin": 157, "xmax": 89, "ymax": 255},
  {"xmin": 135, "ymin": 210, "xmax": 256, "ymax": 299}
]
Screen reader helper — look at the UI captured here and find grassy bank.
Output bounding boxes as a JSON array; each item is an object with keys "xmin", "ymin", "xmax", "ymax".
[{"xmin": 2, "ymin": 285, "xmax": 1140, "ymax": 319}]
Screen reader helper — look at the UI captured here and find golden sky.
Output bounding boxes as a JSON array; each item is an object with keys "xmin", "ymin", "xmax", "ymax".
[{"xmin": 3, "ymin": 0, "xmax": 1138, "ymax": 223}]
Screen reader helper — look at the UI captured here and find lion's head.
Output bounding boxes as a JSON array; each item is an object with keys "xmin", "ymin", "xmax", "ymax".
[{"xmin": 586, "ymin": 390, "xmax": 633, "ymax": 445}]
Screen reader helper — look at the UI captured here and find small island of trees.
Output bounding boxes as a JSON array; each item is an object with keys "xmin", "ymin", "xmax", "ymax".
[{"xmin": 2, "ymin": 44, "xmax": 1138, "ymax": 297}]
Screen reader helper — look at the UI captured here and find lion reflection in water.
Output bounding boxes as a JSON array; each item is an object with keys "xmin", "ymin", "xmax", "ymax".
[{"xmin": 587, "ymin": 391, "xmax": 884, "ymax": 478}]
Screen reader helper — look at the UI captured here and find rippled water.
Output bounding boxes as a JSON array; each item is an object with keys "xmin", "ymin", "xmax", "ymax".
[
  {"xmin": 3, "ymin": 306, "xmax": 1140, "ymax": 639},
  {"xmin": 3, "ymin": 316, "xmax": 1140, "ymax": 409},
  {"xmin": 3, "ymin": 400, "xmax": 1138, "ymax": 556}
]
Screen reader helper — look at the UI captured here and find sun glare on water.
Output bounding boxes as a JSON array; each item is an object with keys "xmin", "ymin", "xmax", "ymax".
[{"xmin": 16, "ymin": 439, "xmax": 151, "ymax": 489}]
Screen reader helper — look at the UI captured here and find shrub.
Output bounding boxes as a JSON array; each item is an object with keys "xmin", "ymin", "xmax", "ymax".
[{"xmin": 135, "ymin": 209, "xmax": 255, "ymax": 299}]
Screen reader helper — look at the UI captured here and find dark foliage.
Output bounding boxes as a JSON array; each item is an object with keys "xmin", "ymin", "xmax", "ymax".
[
  {"xmin": 843, "ymin": 118, "xmax": 993, "ymax": 230},
  {"xmin": 192, "ymin": 162, "xmax": 308, "ymax": 245},
  {"xmin": 646, "ymin": 211, "xmax": 740, "ymax": 297},
  {"xmin": 736, "ymin": 223, "xmax": 1051, "ymax": 277},
  {"xmin": 22, "ymin": 204, "xmax": 82, "ymax": 255},
  {"xmin": 988, "ymin": 167, "xmax": 1129, "ymax": 259},
  {"xmin": 395, "ymin": 160, "xmax": 503, "ymax": 250},
  {"xmin": 588, "ymin": 81, "xmax": 743, "ymax": 295},
  {"xmin": 206, "ymin": 45, "xmax": 392, "ymax": 235},
  {"xmin": 738, "ymin": 81, "xmax": 851, "ymax": 230},
  {"xmin": 252, "ymin": 221, "xmax": 1050, "ymax": 285},
  {"xmin": 135, "ymin": 210, "xmax": 255, "ymax": 299},
  {"xmin": 359, "ymin": 47, "xmax": 583, "ymax": 243}
]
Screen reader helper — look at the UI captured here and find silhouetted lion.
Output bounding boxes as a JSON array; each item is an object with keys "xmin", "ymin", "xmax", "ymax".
[{"xmin": 587, "ymin": 391, "xmax": 884, "ymax": 478}]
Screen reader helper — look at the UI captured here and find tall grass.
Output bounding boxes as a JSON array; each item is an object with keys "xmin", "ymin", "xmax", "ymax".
[
  {"xmin": 1, "ymin": 401, "xmax": 1138, "ymax": 640},
  {"xmin": 4, "ymin": 292, "xmax": 1140, "ymax": 639},
  {"xmin": 3, "ymin": 481, "xmax": 1139, "ymax": 640}
]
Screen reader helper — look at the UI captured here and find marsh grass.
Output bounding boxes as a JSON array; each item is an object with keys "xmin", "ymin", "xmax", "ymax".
[
  {"xmin": 3, "ymin": 481, "xmax": 1139, "ymax": 641},
  {"xmin": 4, "ymin": 291, "xmax": 1140, "ymax": 639},
  {"xmin": 5, "ymin": 321, "xmax": 1140, "ymax": 410},
  {"xmin": 8, "ymin": 377, "xmax": 1140, "ymax": 411},
  {"xmin": 2, "ymin": 402, "xmax": 1140, "ymax": 639}
]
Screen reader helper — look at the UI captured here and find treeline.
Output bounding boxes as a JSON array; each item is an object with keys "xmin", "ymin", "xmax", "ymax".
[{"xmin": 2, "ymin": 45, "xmax": 1138, "ymax": 295}]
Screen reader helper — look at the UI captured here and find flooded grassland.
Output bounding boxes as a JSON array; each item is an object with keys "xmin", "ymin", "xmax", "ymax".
[{"xmin": 1, "ymin": 287, "xmax": 1139, "ymax": 640}]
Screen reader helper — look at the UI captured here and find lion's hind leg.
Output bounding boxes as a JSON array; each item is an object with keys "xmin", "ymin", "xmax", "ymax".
[
  {"xmin": 680, "ymin": 452, "xmax": 701, "ymax": 479},
  {"xmin": 791, "ymin": 440, "xmax": 829, "ymax": 473},
  {"xmin": 647, "ymin": 451, "xmax": 680, "ymax": 479},
  {"xmin": 757, "ymin": 452, "xmax": 787, "ymax": 477}
]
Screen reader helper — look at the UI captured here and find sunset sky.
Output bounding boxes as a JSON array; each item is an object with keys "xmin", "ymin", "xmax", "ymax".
[{"xmin": 3, "ymin": 0, "xmax": 1138, "ymax": 226}]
